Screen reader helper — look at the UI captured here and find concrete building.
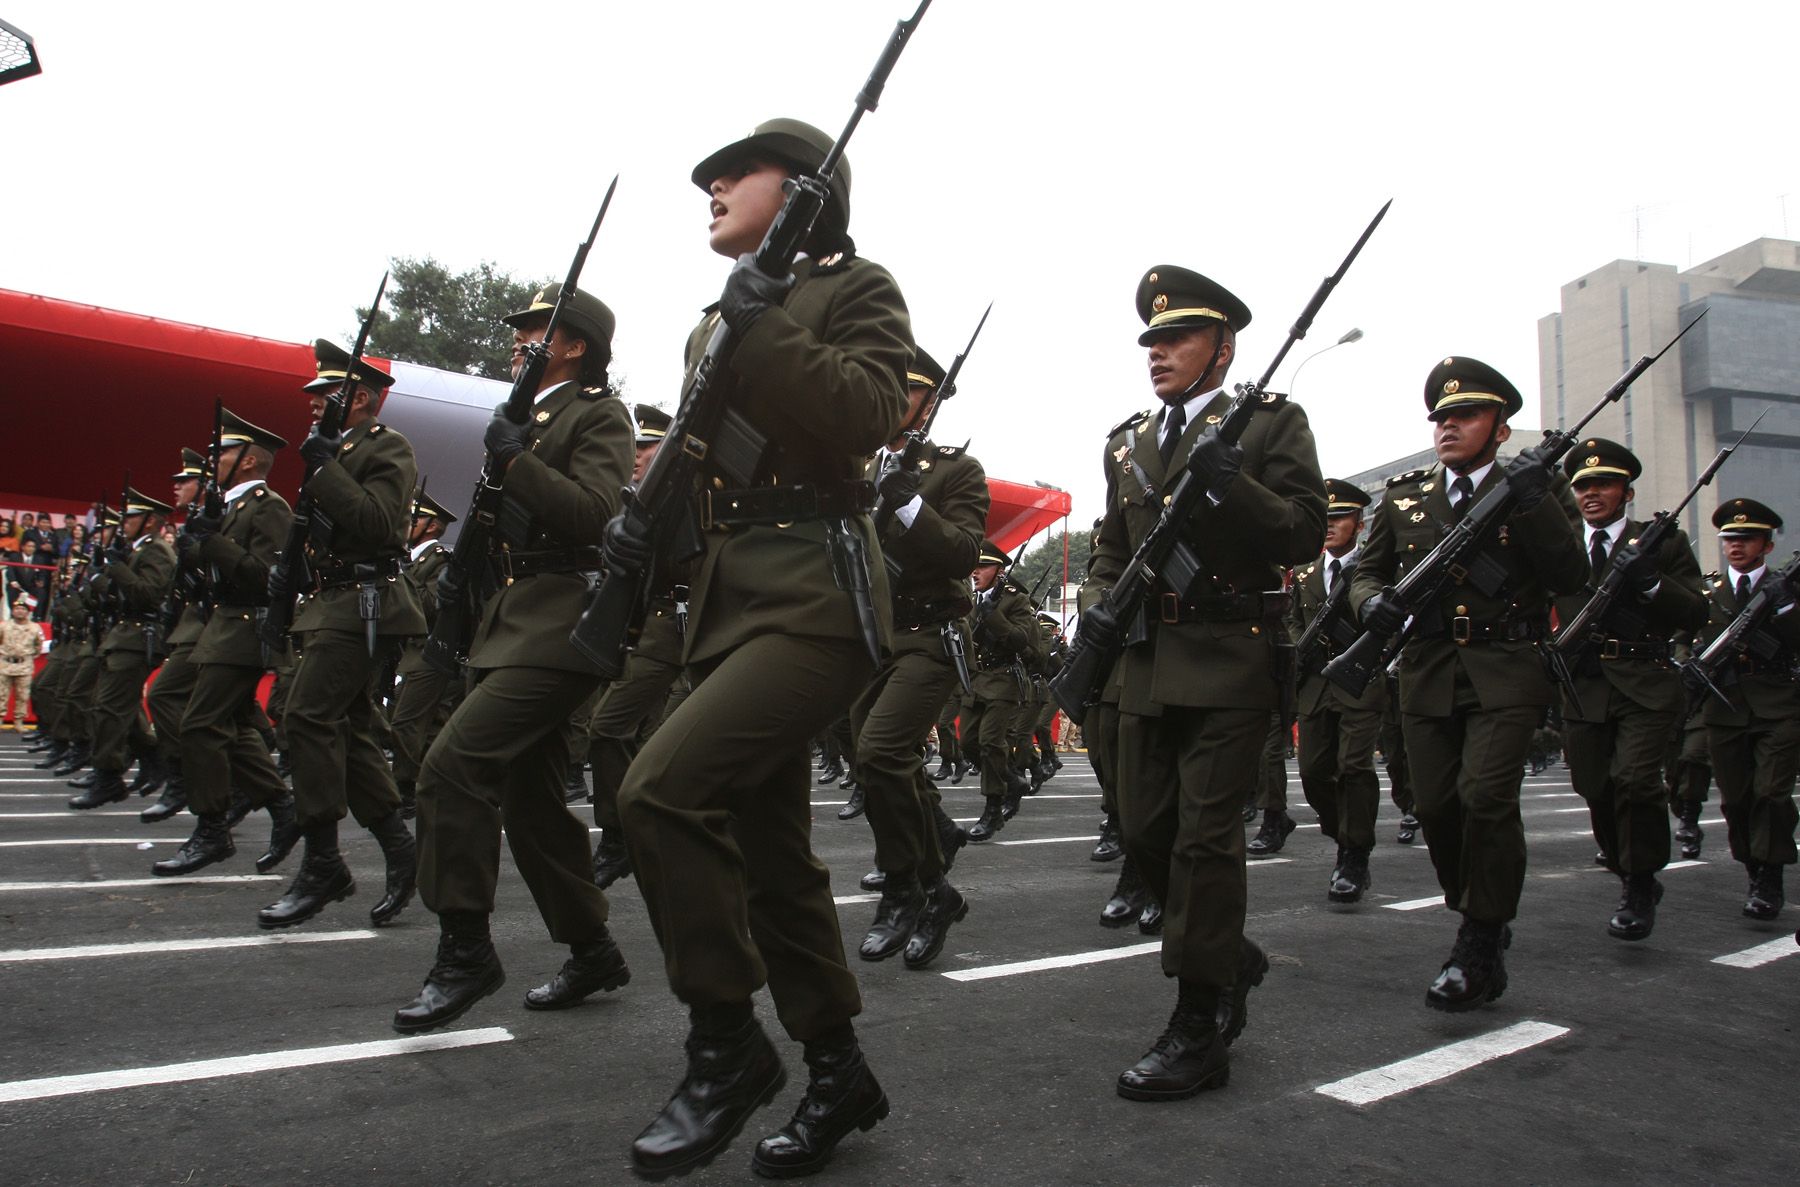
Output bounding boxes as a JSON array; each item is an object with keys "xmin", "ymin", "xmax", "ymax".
[{"xmin": 1538, "ymin": 237, "xmax": 1800, "ymax": 549}]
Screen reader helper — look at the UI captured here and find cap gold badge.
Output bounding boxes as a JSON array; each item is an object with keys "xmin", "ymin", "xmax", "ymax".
[
  {"xmin": 1147, "ymin": 272, "xmax": 1159, "ymax": 283},
  {"xmin": 1586, "ymin": 455, "xmax": 1600, "ymax": 467},
  {"xmin": 1443, "ymin": 379, "xmax": 1460, "ymax": 395},
  {"xmin": 1734, "ymin": 513, "xmax": 1747, "ymax": 523},
  {"xmin": 535, "ymin": 411, "xmax": 550, "ymax": 423},
  {"xmin": 1151, "ymin": 293, "xmax": 1168, "ymax": 313}
]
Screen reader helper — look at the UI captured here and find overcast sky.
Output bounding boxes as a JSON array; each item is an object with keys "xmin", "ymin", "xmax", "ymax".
[{"xmin": 8, "ymin": 1, "xmax": 1797, "ymax": 533}]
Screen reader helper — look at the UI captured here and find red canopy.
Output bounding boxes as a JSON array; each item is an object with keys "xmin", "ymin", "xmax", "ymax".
[{"xmin": 984, "ymin": 478, "xmax": 1070, "ymax": 553}]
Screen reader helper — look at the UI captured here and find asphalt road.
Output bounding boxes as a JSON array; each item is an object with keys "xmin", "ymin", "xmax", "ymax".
[{"xmin": 0, "ymin": 734, "xmax": 1794, "ymax": 1186}]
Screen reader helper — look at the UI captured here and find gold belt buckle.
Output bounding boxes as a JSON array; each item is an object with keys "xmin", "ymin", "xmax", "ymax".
[
  {"xmin": 1601, "ymin": 638, "xmax": 1621, "ymax": 660},
  {"xmin": 1451, "ymin": 615, "xmax": 1472, "ymax": 645},
  {"xmin": 498, "ymin": 545, "xmax": 515, "ymax": 587},
  {"xmin": 1160, "ymin": 592, "xmax": 1181, "ymax": 624}
]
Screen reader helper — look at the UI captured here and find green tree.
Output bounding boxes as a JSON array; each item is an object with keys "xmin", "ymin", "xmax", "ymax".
[
  {"xmin": 356, "ymin": 256, "xmax": 550, "ymax": 381},
  {"xmin": 1013, "ymin": 529, "xmax": 1090, "ymax": 607}
]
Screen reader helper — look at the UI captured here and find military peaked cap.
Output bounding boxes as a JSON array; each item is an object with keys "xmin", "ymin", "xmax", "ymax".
[
  {"xmin": 976, "ymin": 540, "xmax": 1011, "ymax": 568},
  {"xmin": 1324, "ymin": 478, "xmax": 1372, "ymax": 516},
  {"xmin": 220, "ymin": 406, "xmax": 288, "ymax": 453},
  {"xmin": 1713, "ymin": 497, "xmax": 1782, "ymax": 537},
  {"xmin": 1135, "ymin": 265, "xmax": 1253, "ymax": 346},
  {"xmin": 122, "ymin": 486, "xmax": 175, "ymax": 518},
  {"xmin": 501, "ymin": 282, "xmax": 616, "ymax": 355},
  {"xmin": 303, "ymin": 338, "xmax": 395, "ymax": 394},
  {"xmin": 1423, "ymin": 356, "xmax": 1522, "ymax": 420},
  {"xmin": 690, "ymin": 118, "xmax": 851, "ymax": 233},
  {"xmin": 171, "ymin": 448, "xmax": 206, "ymax": 482},
  {"xmin": 633, "ymin": 403, "xmax": 673, "ymax": 446},
  {"xmin": 1563, "ymin": 437, "xmax": 1640, "ymax": 485},
  {"xmin": 411, "ymin": 487, "xmax": 458, "ymax": 525},
  {"xmin": 908, "ymin": 347, "xmax": 945, "ymax": 392}
]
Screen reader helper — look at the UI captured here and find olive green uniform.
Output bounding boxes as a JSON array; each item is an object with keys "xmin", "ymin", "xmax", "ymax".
[
  {"xmin": 618, "ymin": 252, "xmax": 910, "ymax": 1040},
  {"xmin": 587, "ymin": 594, "xmax": 684, "ymax": 836},
  {"xmin": 852, "ymin": 441, "xmax": 988, "ymax": 881},
  {"xmin": 183, "ymin": 482, "xmax": 294, "ymax": 815},
  {"xmin": 1350, "ymin": 461, "xmax": 1587, "ymax": 923},
  {"xmin": 1089, "ymin": 391, "xmax": 1327, "ymax": 989},
  {"xmin": 89, "ymin": 535, "xmax": 176, "ymax": 774},
  {"xmin": 147, "ymin": 603, "xmax": 206, "ymax": 770},
  {"xmin": 32, "ymin": 593, "xmax": 81, "ymax": 738},
  {"xmin": 1289, "ymin": 552, "xmax": 1387, "ymax": 850},
  {"xmin": 388, "ymin": 539, "xmax": 462, "ymax": 787},
  {"xmin": 1554, "ymin": 519, "xmax": 1706, "ymax": 875},
  {"xmin": 416, "ymin": 381, "xmax": 632, "ymax": 939},
  {"xmin": 964, "ymin": 580, "xmax": 1038, "ymax": 800},
  {"xmin": 287, "ymin": 420, "xmax": 426, "ymax": 827}
]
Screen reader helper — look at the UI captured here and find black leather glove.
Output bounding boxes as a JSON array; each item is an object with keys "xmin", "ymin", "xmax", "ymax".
[
  {"xmin": 1078, "ymin": 602, "xmax": 1122, "ymax": 652},
  {"xmin": 184, "ymin": 511, "xmax": 222, "ymax": 540},
  {"xmin": 602, "ymin": 513, "xmax": 653, "ymax": 579},
  {"xmin": 1360, "ymin": 587, "xmax": 1406, "ymax": 636},
  {"xmin": 1189, "ymin": 432, "xmax": 1244, "ymax": 501},
  {"xmin": 484, "ymin": 404, "xmax": 530, "ymax": 470},
  {"xmin": 1503, "ymin": 445, "xmax": 1554, "ymax": 511},
  {"xmin": 266, "ymin": 567, "xmax": 289, "ymax": 607},
  {"xmin": 300, "ymin": 426, "xmax": 341, "ymax": 470},
  {"xmin": 876, "ymin": 462, "xmax": 921, "ymax": 512},
  {"xmin": 104, "ymin": 544, "xmax": 130, "ymax": 565},
  {"xmin": 176, "ymin": 533, "xmax": 202, "ymax": 567},
  {"xmin": 1612, "ymin": 540, "xmax": 1658, "ymax": 596},
  {"xmin": 435, "ymin": 565, "xmax": 464, "ymax": 607},
  {"xmin": 718, "ymin": 253, "xmax": 794, "ymax": 335}
]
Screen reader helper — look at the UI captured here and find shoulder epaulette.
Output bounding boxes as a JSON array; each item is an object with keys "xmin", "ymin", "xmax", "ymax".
[
  {"xmin": 1386, "ymin": 468, "xmax": 1427, "ymax": 488},
  {"xmin": 1108, "ymin": 409, "xmax": 1152, "ymax": 438},
  {"xmin": 368, "ymin": 423, "xmax": 387, "ymax": 436},
  {"xmin": 810, "ymin": 251, "xmax": 855, "ymax": 276},
  {"xmin": 934, "ymin": 444, "xmax": 965, "ymax": 459},
  {"xmin": 578, "ymin": 384, "xmax": 607, "ymax": 400},
  {"xmin": 253, "ymin": 486, "xmax": 266, "ymax": 499}
]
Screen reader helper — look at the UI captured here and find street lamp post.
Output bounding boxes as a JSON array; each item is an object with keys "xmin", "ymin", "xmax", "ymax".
[{"xmin": 1287, "ymin": 327, "xmax": 1364, "ymax": 396}]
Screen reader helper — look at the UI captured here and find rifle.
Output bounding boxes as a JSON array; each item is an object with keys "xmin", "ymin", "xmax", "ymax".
[
  {"xmin": 569, "ymin": 0, "xmax": 934, "ymax": 678},
  {"xmin": 419, "ymin": 178, "xmax": 619, "ymax": 678},
  {"xmin": 875, "ymin": 300, "xmax": 990, "ymax": 535},
  {"xmin": 167, "ymin": 399, "xmax": 226, "ymax": 632},
  {"xmin": 1051, "ymin": 199, "xmax": 1393, "ymax": 724},
  {"xmin": 1679, "ymin": 552, "xmax": 1800, "ymax": 713},
  {"xmin": 1322, "ymin": 310, "xmax": 1708, "ymax": 699},
  {"xmin": 260, "ymin": 271, "xmax": 389, "ymax": 651},
  {"xmin": 1293, "ymin": 561, "xmax": 1356, "ymax": 677},
  {"xmin": 1552, "ymin": 410, "xmax": 1763, "ymax": 667}
]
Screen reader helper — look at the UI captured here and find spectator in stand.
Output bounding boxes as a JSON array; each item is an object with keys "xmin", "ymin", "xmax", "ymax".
[
  {"xmin": 64, "ymin": 522, "xmax": 88, "ymax": 559},
  {"xmin": 8, "ymin": 539, "xmax": 52, "ymax": 619},
  {"xmin": 54, "ymin": 514, "xmax": 77, "ymax": 556},
  {"xmin": 0, "ymin": 597, "xmax": 41, "ymax": 728},
  {"xmin": 19, "ymin": 514, "xmax": 48, "ymax": 551},
  {"xmin": 0, "ymin": 517, "xmax": 19, "ymax": 558}
]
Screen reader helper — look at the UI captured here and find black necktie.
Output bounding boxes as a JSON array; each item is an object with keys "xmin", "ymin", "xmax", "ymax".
[
  {"xmin": 1328, "ymin": 558, "xmax": 1342, "ymax": 593},
  {"xmin": 1451, "ymin": 475, "xmax": 1474, "ymax": 521},
  {"xmin": 1159, "ymin": 403, "xmax": 1186, "ymax": 468},
  {"xmin": 1737, "ymin": 574, "xmax": 1751, "ymax": 604},
  {"xmin": 1589, "ymin": 531, "xmax": 1608, "ymax": 581}
]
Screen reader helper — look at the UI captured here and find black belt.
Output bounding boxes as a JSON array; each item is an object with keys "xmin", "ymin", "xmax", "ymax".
[
  {"xmin": 1421, "ymin": 615, "xmax": 1545, "ymax": 645},
  {"xmin": 1157, "ymin": 590, "xmax": 1286, "ymax": 624},
  {"xmin": 315, "ymin": 558, "xmax": 401, "ymax": 590},
  {"xmin": 1597, "ymin": 638, "xmax": 1671, "ymax": 662},
  {"xmin": 893, "ymin": 594, "xmax": 971, "ymax": 631},
  {"xmin": 488, "ymin": 547, "xmax": 604, "ymax": 583},
  {"xmin": 702, "ymin": 481, "xmax": 875, "ymax": 529}
]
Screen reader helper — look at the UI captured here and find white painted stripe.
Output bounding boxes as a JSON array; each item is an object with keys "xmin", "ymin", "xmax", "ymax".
[
  {"xmin": 1314, "ymin": 1021, "xmax": 1571, "ymax": 1105},
  {"xmin": 1711, "ymin": 937, "xmax": 1800, "ymax": 969},
  {"xmin": 1245, "ymin": 858, "xmax": 1294, "ymax": 867},
  {"xmin": 1547, "ymin": 807, "xmax": 1591, "ymax": 815},
  {"xmin": 1384, "ymin": 896, "xmax": 1446, "ymax": 912},
  {"xmin": 0, "ymin": 875, "xmax": 279, "ymax": 892},
  {"xmin": 0, "ymin": 793, "xmax": 76, "ymax": 799},
  {"xmin": 994, "ymin": 835, "xmax": 1098, "ymax": 846},
  {"xmin": 944, "ymin": 941, "xmax": 1162, "ymax": 982},
  {"xmin": 0, "ymin": 811, "xmax": 145, "ymax": 818},
  {"xmin": 1531, "ymin": 793, "xmax": 1581, "ymax": 800},
  {"xmin": 0, "ymin": 777, "xmax": 63, "ymax": 783},
  {"xmin": 0, "ymin": 930, "xmax": 374, "ymax": 963},
  {"xmin": 0, "ymin": 838, "xmax": 160, "ymax": 847},
  {"xmin": 832, "ymin": 893, "xmax": 878, "ymax": 906},
  {"xmin": 1031, "ymin": 794, "xmax": 1102, "ymax": 800},
  {"xmin": 1664, "ymin": 859, "xmax": 1707, "ymax": 871},
  {"xmin": 0, "ymin": 1028, "xmax": 513, "ymax": 1104}
]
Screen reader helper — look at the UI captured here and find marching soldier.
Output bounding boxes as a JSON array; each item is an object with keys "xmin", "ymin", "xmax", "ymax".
[
  {"xmin": 1552, "ymin": 438, "xmax": 1706, "ymax": 939},
  {"xmin": 1692, "ymin": 497, "xmax": 1799, "ymax": 920},
  {"xmin": 1381, "ymin": 667, "xmax": 1419, "ymax": 843},
  {"xmin": 587, "ymin": 404, "xmax": 687, "ymax": 891},
  {"xmin": 396, "ymin": 283, "xmax": 634, "ymax": 1033},
  {"xmin": 259, "ymin": 340, "xmax": 424, "ymax": 930},
  {"xmin": 388, "ymin": 486, "xmax": 460, "ymax": 821},
  {"xmin": 612, "ymin": 118, "xmax": 907, "ymax": 1179},
  {"xmin": 963, "ymin": 541, "xmax": 1038, "ymax": 842},
  {"xmin": 1080, "ymin": 266, "xmax": 1323, "ymax": 1100},
  {"xmin": 1289, "ymin": 479, "xmax": 1386, "ymax": 903},
  {"xmin": 141, "ymin": 447, "xmax": 210, "ymax": 822},
  {"xmin": 1030, "ymin": 613, "xmax": 1067, "ymax": 785},
  {"xmin": 1351, "ymin": 357, "xmax": 1587, "ymax": 1009},
  {"xmin": 154, "ymin": 410, "xmax": 299, "ymax": 877},
  {"xmin": 44, "ymin": 514, "xmax": 114, "ymax": 778},
  {"xmin": 849, "ymin": 348, "xmax": 987, "ymax": 968},
  {"xmin": 1247, "ymin": 712, "xmax": 1296, "ymax": 856},
  {"xmin": 68, "ymin": 489, "xmax": 175, "ymax": 810},
  {"xmin": 24, "ymin": 565, "xmax": 80, "ymax": 763}
]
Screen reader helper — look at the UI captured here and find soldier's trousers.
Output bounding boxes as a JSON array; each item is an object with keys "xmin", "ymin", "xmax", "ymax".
[
  {"xmin": 92, "ymin": 650, "xmax": 158, "ymax": 773},
  {"xmin": 1255, "ymin": 713, "xmax": 1288, "ymax": 811},
  {"xmin": 1298, "ymin": 704, "xmax": 1382, "ymax": 849},
  {"xmin": 850, "ymin": 645, "xmax": 957, "ymax": 884},
  {"xmin": 587, "ymin": 649, "xmax": 682, "ymax": 834},
  {"xmin": 960, "ymin": 693, "xmax": 1018, "ymax": 800},
  {"xmin": 619, "ymin": 633, "xmax": 869, "ymax": 1042},
  {"xmin": 1402, "ymin": 678, "xmax": 1537, "ymax": 924},
  {"xmin": 1118, "ymin": 705, "xmax": 1265, "ymax": 990},
  {"xmin": 389, "ymin": 665, "xmax": 461, "ymax": 785},
  {"xmin": 1565, "ymin": 698, "xmax": 1673, "ymax": 876},
  {"xmin": 935, "ymin": 692, "xmax": 964, "ymax": 765},
  {"xmin": 1381, "ymin": 685, "xmax": 1414, "ymax": 814},
  {"xmin": 147, "ymin": 644, "xmax": 198, "ymax": 764},
  {"xmin": 1086, "ymin": 700, "xmax": 1121, "ymax": 817},
  {"xmin": 31, "ymin": 653, "xmax": 65, "ymax": 734},
  {"xmin": 417, "ymin": 665, "xmax": 610, "ymax": 941},
  {"xmin": 266, "ymin": 659, "xmax": 293, "ymax": 752},
  {"xmin": 1708, "ymin": 714, "xmax": 1800, "ymax": 867},
  {"xmin": 1669, "ymin": 718, "xmax": 1711, "ymax": 804},
  {"xmin": 62, "ymin": 654, "xmax": 101, "ymax": 744},
  {"xmin": 182, "ymin": 663, "xmax": 288, "ymax": 816},
  {"xmin": 1007, "ymin": 699, "xmax": 1037, "ymax": 768},
  {"xmin": 286, "ymin": 629, "xmax": 402, "ymax": 828}
]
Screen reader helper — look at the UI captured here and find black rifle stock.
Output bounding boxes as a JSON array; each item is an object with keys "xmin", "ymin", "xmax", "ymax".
[
  {"xmin": 1294, "ymin": 565, "xmax": 1354, "ymax": 677},
  {"xmin": 569, "ymin": 1, "xmax": 933, "ymax": 678},
  {"xmin": 1050, "ymin": 199, "xmax": 1394, "ymax": 725},
  {"xmin": 418, "ymin": 179, "xmax": 619, "ymax": 678},
  {"xmin": 259, "ymin": 272, "xmax": 388, "ymax": 649},
  {"xmin": 1322, "ymin": 311, "xmax": 1709, "ymax": 698},
  {"xmin": 1679, "ymin": 551, "xmax": 1800, "ymax": 713}
]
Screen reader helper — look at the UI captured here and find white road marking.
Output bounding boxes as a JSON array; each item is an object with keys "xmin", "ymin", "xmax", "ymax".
[
  {"xmin": 1711, "ymin": 937, "xmax": 1800, "ymax": 969},
  {"xmin": 943, "ymin": 941, "xmax": 1162, "ymax": 982},
  {"xmin": 832, "ymin": 893, "xmax": 878, "ymax": 906},
  {"xmin": 1245, "ymin": 858, "xmax": 1294, "ymax": 867},
  {"xmin": 0, "ymin": 930, "xmax": 374, "ymax": 963},
  {"xmin": 0, "ymin": 1028, "xmax": 514, "ymax": 1104},
  {"xmin": 1531, "ymin": 793, "xmax": 1581, "ymax": 800},
  {"xmin": 1547, "ymin": 807, "xmax": 1592, "ymax": 815},
  {"xmin": 810, "ymin": 801, "xmax": 847, "ymax": 808},
  {"xmin": 1314, "ymin": 1021, "xmax": 1571, "ymax": 1106},
  {"xmin": 994, "ymin": 835, "xmax": 1101, "ymax": 846},
  {"xmin": 1384, "ymin": 896, "xmax": 1447, "ymax": 912},
  {"xmin": 0, "ymin": 875, "xmax": 279, "ymax": 892},
  {"xmin": 1583, "ymin": 859, "xmax": 1708, "ymax": 874},
  {"xmin": 0, "ymin": 811, "xmax": 146, "ymax": 818},
  {"xmin": 0, "ymin": 838, "xmax": 160, "ymax": 847}
]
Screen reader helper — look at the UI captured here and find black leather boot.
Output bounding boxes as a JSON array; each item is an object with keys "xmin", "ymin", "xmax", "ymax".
[
  {"xmin": 396, "ymin": 778, "xmax": 417, "ymax": 821},
  {"xmin": 1217, "ymin": 937, "xmax": 1270, "ymax": 1046},
  {"xmin": 949, "ymin": 759, "xmax": 969, "ymax": 785},
  {"xmin": 67, "ymin": 768, "xmax": 129, "ymax": 810},
  {"xmin": 1136, "ymin": 896, "xmax": 1164, "ymax": 935},
  {"xmin": 224, "ymin": 789, "xmax": 254, "ymax": 828},
  {"xmin": 66, "ymin": 769, "xmax": 98, "ymax": 789},
  {"xmin": 257, "ymin": 822, "xmax": 355, "ymax": 929},
  {"xmin": 932, "ymin": 801, "xmax": 967, "ymax": 874},
  {"xmin": 1396, "ymin": 812, "xmax": 1419, "ymax": 845},
  {"xmin": 1329, "ymin": 846, "xmax": 1372, "ymax": 904},
  {"xmin": 1116, "ymin": 982, "xmax": 1229, "ymax": 1101},
  {"xmin": 592, "ymin": 829, "xmax": 634, "ymax": 890},
  {"xmin": 966, "ymin": 796, "xmax": 1005, "ymax": 843},
  {"xmin": 1091, "ymin": 813, "xmax": 1123, "ymax": 863},
  {"xmin": 367, "ymin": 811, "xmax": 417, "ymax": 926},
  {"xmin": 140, "ymin": 773, "xmax": 187, "ymax": 823},
  {"xmin": 1101, "ymin": 857, "xmax": 1149, "ymax": 928},
  {"xmin": 858, "ymin": 877, "xmax": 925, "ymax": 962},
  {"xmin": 931, "ymin": 755, "xmax": 955, "ymax": 782},
  {"xmin": 903, "ymin": 878, "xmax": 967, "ymax": 970},
  {"xmin": 1247, "ymin": 809, "xmax": 1295, "ymax": 858},
  {"xmin": 1426, "ymin": 918, "xmax": 1508, "ymax": 1011},
  {"xmin": 563, "ymin": 763, "xmax": 588, "ymax": 804},
  {"xmin": 1674, "ymin": 799, "xmax": 1703, "ymax": 860},
  {"xmin": 50, "ymin": 744, "xmax": 90, "ymax": 776},
  {"xmin": 858, "ymin": 869, "xmax": 886, "ymax": 892},
  {"xmin": 836, "ymin": 785, "xmax": 865, "ymax": 821},
  {"xmin": 392, "ymin": 912, "xmax": 505, "ymax": 1034},
  {"xmin": 1744, "ymin": 862, "xmax": 1785, "ymax": 921},
  {"xmin": 751, "ymin": 1026, "xmax": 888, "ymax": 1179},
  {"xmin": 151, "ymin": 812, "xmax": 235, "ymax": 876},
  {"xmin": 127, "ymin": 752, "xmax": 168, "ymax": 796},
  {"xmin": 1000, "ymin": 791, "xmax": 1023, "ymax": 821},
  {"xmin": 255, "ymin": 794, "xmax": 300, "ymax": 874},
  {"xmin": 631, "ymin": 1009, "xmax": 786, "ymax": 1181},
  {"xmin": 1607, "ymin": 873, "xmax": 1663, "ymax": 940},
  {"xmin": 31, "ymin": 739, "xmax": 69, "ymax": 764},
  {"xmin": 816, "ymin": 758, "xmax": 843, "ymax": 786},
  {"xmin": 524, "ymin": 927, "xmax": 630, "ymax": 1009}
]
